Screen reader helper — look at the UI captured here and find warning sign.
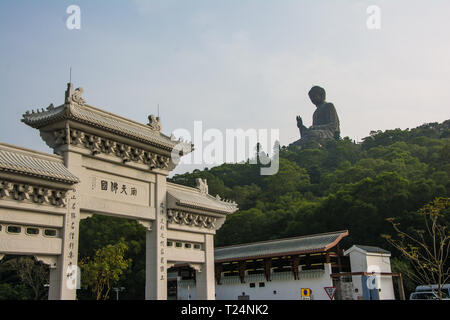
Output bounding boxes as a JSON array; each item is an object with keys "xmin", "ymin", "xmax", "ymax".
[
  {"xmin": 301, "ymin": 288, "xmax": 311, "ymax": 297},
  {"xmin": 324, "ymin": 286, "xmax": 337, "ymax": 300}
]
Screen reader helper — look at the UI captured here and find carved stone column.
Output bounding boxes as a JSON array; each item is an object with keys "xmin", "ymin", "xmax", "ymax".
[
  {"xmin": 48, "ymin": 151, "xmax": 81, "ymax": 300},
  {"xmin": 196, "ymin": 234, "xmax": 215, "ymax": 300},
  {"xmin": 145, "ymin": 173, "xmax": 168, "ymax": 300}
]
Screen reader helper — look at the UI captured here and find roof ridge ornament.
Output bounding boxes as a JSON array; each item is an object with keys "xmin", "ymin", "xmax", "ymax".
[
  {"xmin": 65, "ymin": 82, "xmax": 85, "ymax": 106},
  {"xmin": 147, "ymin": 114, "xmax": 162, "ymax": 132},
  {"xmin": 196, "ymin": 178, "xmax": 208, "ymax": 194}
]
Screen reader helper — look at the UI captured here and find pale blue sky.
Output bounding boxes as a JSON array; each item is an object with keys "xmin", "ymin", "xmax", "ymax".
[{"xmin": 1, "ymin": 0, "xmax": 449, "ymax": 175}]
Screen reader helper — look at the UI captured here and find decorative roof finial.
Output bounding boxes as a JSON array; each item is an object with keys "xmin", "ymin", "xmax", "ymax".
[
  {"xmin": 65, "ymin": 82, "xmax": 74, "ymax": 104},
  {"xmin": 65, "ymin": 83, "xmax": 85, "ymax": 105},
  {"xmin": 196, "ymin": 178, "xmax": 208, "ymax": 194},
  {"xmin": 147, "ymin": 114, "xmax": 161, "ymax": 132}
]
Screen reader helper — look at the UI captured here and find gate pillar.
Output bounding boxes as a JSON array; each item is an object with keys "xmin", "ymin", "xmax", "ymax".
[
  {"xmin": 196, "ymin": 234, "xmax": 215, "ymax": 300},
  {"xmin": 145, "ymin": 173, "xmax": 168, "ymax": 300},
  {"xmin": 48, "ymin": 151, "xmax": 82, "ymax": 300}
]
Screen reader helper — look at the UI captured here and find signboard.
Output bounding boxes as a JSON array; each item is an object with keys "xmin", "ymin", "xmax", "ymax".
[
  {"xmin": 301, "ymin": 288, "xmax": 311, "ymax": 298},
  {"xmin": 324, "ymin": 286, "xmax": 337, "ymax": 300},
  {"xmin": 87, "ymin": 173, "xmax": 148, "ymax": 206}
]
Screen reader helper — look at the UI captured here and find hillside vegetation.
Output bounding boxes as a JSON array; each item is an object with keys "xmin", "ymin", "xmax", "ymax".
[{"xmin": 170, "ymin": 120, "xmax": 450, "ymax": 249}]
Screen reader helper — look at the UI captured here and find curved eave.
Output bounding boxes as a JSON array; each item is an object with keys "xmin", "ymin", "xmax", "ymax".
[
  {"xmin": 175, "ymin": 200, "xmax": 238, "ymax": 215},
  {"xmin": 21, "ymin": 104, "xmax": 67, "ymax": 129},
  {"xmin": 323, "ymin": 230, "xmax": 349, "ymax": 251},
  {"xmin": 0, "ymin": 167, "xmax": 79, "ymax": 185}
]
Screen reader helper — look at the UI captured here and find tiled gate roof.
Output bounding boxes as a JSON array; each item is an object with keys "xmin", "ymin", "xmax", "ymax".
[
  {"xmin": 0, "ymin": 143, "xmax": 79, "ymax": 184},
  {"xmin": 215, "ymin": 230, "xmax": 348, "ymax": 262}
]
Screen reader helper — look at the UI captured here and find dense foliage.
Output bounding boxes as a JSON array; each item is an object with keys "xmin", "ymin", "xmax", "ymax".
[{"xmin": 0, "ymin": 256, "xmax": 49, "ymax": 300}]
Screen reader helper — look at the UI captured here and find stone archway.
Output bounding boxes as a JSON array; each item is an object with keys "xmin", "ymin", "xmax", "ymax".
[{"xmin": 0, "ymin": 83, "xmax": 238, "ymax": 300}]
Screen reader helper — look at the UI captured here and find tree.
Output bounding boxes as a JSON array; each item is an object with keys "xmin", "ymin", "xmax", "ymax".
[
  {"xmin": 79, "ymin": 240, "xmax": 132, "ymax": 300},
  {"xmin": 382, "ymin": 197, "xmax": 450, "ymax": 299},
  {"xmin": 3, "ymin": 256, "xmax": 49, "ymax": 300},
  {"xmin": 78, "ymin": 215, "xmax": 146, "ymax": 300},
  {"xmin": 263, "ymin": 158, "xmax": 310, "ymax": 200}
]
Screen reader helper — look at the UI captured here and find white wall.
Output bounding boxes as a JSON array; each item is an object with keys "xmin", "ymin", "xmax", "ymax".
[
  {"xmin": 348, "ymin": 251, "xmax": 365, "ymax": 300},
  {"xmin": 348, "ymin": 250, "xmax": 395, "ymax": 300},
  {"xmin": 177, "ymin": 264, "xmax": 335, "ymax": 300}
]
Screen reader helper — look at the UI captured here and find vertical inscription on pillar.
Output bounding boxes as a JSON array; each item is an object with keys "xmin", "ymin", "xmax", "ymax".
[
  {"xmin": 159, "ymin": 202, "xmax": 167, "ymax": 281},
  {"xmin": 65, "ymin": 189, "xmax": 80, "ymax": 290}
]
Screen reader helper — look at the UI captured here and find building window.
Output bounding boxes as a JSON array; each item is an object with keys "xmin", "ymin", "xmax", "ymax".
[
  {"xmin": 193, "ymin": 244, "xmax": 201, "ymax": 250},
  {"xmin": 302, "ymin": 263, "xmax": 325, "ymax": 271},
  {"xmin": 7, "ymin": 225, "xmax": 21, "ymax": 234},
  {"xmin": 185, "ymin": 243, "xmax": 192, "ymax": 249},
  {"xmin": 249, "ymin": 283, "xmax": 255, "ymax": 288},
  {"xmin": 44, "ymin": 229, "xmax": 57, "ymax": 237},
  {"xmin": 0, "ymin": 225, "xmax": 2, "ymax": 232},
  {"xmin": 26, "ymin": 227, "xmax": 40, "ymax": 236},
  {"xmin": 167, "ymin": 241, "xmax": 173, "ymax": 247},
  {"xmin": 273, "ymin": 266, "xmax": 291, "ymax": 273},
  {"xmin": 224, "ymin": 271, "xmax": 239, "ymax": 277},
  {"xmin": 259, "ymin": 282, "xmax": 265, "ymax": 288},
  {"xmin": 175, "ymin": 242, "xmax": 182, "ymax": 248},
  {"xmin": 248, "ymin": 269, "xmax": 264, "ymax": 275}
]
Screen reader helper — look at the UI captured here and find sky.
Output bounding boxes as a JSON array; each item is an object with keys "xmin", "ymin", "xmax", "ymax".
[{"xmin": 1, "ymin": 0, "xmax": 449, "ymax": 175}]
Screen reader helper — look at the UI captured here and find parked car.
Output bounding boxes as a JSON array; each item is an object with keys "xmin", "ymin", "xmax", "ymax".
[
  {"xmin": 415, "ymin": 284, "xmax": 450, "ymax": 297},
  {"xmin": 409, "ymin": 291, "xmax": 450, "ymax": 300}
]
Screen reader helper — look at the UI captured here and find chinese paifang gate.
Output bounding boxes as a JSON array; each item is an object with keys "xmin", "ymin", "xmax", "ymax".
[{"xmin": 0, "ymin": 83, "xmax": 238, "ymax": 300}]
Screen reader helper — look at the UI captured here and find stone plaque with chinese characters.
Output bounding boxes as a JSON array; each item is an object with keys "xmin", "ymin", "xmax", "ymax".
[{"xmin": 88, "ymin": 172, "xmax": 149, "ymax": 206}]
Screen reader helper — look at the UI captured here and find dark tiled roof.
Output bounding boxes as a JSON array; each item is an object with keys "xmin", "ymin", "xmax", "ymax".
[
  {"xmin": 354, "ymin": 245, "xmax": 391, "ymax": 254},
  {"xmin": 214, "ymin": 230, "xmax": 348, "ymax": 262},
  {"xmin": 0, "ymin": 144, "xmax": 79, "ymax": 184}
]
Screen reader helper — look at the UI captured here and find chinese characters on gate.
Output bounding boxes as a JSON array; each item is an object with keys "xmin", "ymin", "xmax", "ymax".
[
  {"xmin": 159, "ymin": 202, "xmax": 166, "ymax": 281},
  {"xmin": 100, "ymin": 179, "xmax": 138, "ymax": 196},
  {"xmin": 66, "ymin": 189, "xmax": 79, "ymax": 290},
  {"xmin": 91, "ymin": 176, "xmax": 140, "ymax": 200}
]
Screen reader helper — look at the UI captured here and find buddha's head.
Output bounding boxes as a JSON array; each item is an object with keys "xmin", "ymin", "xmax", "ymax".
[{"xmin": 308, "ymin": 86, "xmax": 326, "ymax": 106}]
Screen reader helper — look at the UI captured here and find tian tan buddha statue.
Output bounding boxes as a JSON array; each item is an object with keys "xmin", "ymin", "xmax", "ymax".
[{"xmin": 294, "ymin": 86, "xmax": 340, "ymax": 146}]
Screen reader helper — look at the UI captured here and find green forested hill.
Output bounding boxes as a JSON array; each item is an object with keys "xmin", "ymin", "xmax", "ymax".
[{"xmin": 169, "ymin": 120, "xmax": 450, "ymax": 249}]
